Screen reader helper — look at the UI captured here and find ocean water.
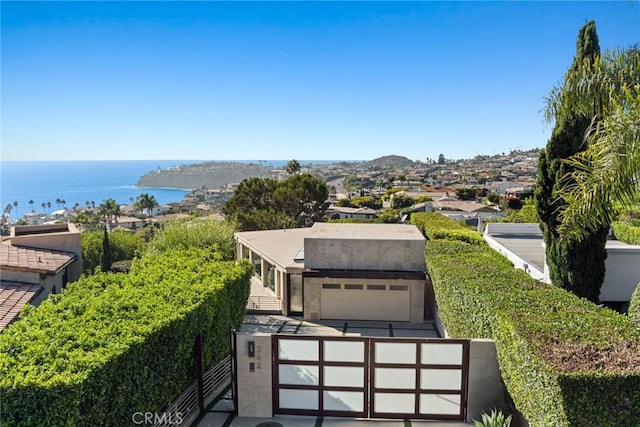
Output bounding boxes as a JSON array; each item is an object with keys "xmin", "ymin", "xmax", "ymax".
[{"xmin": 0, "ymin": 160, "xmax": 341, "ymax": 220}]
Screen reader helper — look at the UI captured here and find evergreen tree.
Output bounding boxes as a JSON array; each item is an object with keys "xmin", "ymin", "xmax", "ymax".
[
  {"xmin": 535, "ymin": 21, "xmax": 608, "ymax": 303},
  {"xmin": 100, "ymin": 228, "xmax": 112, "ymax": 273}
]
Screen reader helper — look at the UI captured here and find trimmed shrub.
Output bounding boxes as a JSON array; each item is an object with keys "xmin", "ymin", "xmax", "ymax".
[
  {"xmin": 412, "ymin": 212, "xmax": 640, "ymax": 426},
  {"xmin": 81, "ymin": 229, "xmax": 146, "ymax": 274},
  {"xmin": 146, "ymin": 218, "xmax": 237, "ymax": 260},
  {"xmin": 0, "ymin": 248, "xmax": 252, "ymax": 426},
  {"xmin": 630, "ymin": 283, "xmax": 640, "ymax": 326},
  {"xmin": 612, "ymin": 221, "xmax": 640, "ymax": 245}
]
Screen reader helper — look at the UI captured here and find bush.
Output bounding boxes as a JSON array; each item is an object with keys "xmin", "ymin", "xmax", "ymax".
[
  {"xmin": 0, "ymin": 248, "xmax": 252, "ymax": 426},
  {"xmin": 612, "ymin": 221, "xmax": 640, "ymax": 245},
  {"xmin": 146, "ymin": 217, "xmax": 237, "ymax": 260},
  {"xmin": 411, "ymin": 212, "xmax": 640, "ymax": 426},
  {"xmin": 81, "ymin": 229, "xmax": 146, "ymax": 274}
]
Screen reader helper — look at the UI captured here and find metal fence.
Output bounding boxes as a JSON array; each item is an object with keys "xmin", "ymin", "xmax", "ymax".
[{"xmin": 154, "ymin": 355, "xmax": 232, "ymax": 427}]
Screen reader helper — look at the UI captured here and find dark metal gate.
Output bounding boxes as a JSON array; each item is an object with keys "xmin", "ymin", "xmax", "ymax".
[{"xmin": 272, "ymin": 335, "xmax": 469, "ymax": 421}]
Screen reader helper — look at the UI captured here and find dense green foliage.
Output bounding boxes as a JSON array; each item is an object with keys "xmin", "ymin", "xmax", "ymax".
[
  {"xmin": 224, "ymin": 174, "xmax": 328, "ymax": 231},
  {"xmin": 412, "ymin": 212, "xmax": 640, "ymax": 426},
  {"xmin": 535, "ymin": 21, "xmax": 608, "ymax": 303},
  {"xmin": 503, "ymin": 204, "xmax": 538, "ymax": 223},
  {"xmin": 81, "ymin": 229, "xmax": 146, "ymax": 274},
  {"xmin": 612, "ymin": 221, "xmax": 640, "ymax": 245},
  {"xmin": 630, "ymin": 284, "xmax": 640, "ymax": 325},
  {"xmin": 146, "ymin": 217, "xmax": 237, "ymax": 260},
  {"xmin": 0, "ymin": 248, "xmax": 252, "ymax": 426},
  {"xmin": 390, "ymin": 193, "xmax": 413, "ymax": 209},
  {"xmin": 473, "ymin": 409, "xmax": 512, "ymax": 427}
]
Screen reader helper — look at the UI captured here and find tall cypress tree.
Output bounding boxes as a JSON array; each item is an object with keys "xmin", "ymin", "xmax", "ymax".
[
  {"xmin": 100, "ymin": 228, "xmax": 112, "ymax": 273},
  {"xmin": 535, "ymin": 21, "xmax": 609, "ymax": 303}
]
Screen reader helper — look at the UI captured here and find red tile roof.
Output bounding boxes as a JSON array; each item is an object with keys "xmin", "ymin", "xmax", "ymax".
[
  {"xmin": 0, "ymin": 281, "xmax": 41, "ymax": 330},
  {"xmin": 0, "ymin": 244, "xmax": 76, "ymax": 274}
]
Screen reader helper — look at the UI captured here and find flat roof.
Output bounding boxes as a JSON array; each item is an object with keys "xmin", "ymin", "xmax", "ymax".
[
  {"xmin": 235, "ymin": 223, "xmax": 426, "ymax": 271},
  {"xmin": 309, "ymin": 223, "xmax": 425, "ymax": 241}
]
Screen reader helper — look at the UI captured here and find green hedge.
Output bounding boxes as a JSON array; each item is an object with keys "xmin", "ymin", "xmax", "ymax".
[
  {"xmin": 612, "ymin": 221, "xmax": 640, "ymax": 245},
  {"xmin": 0, "ymin": 248, "xmax": 252, "ymax": 426},
  {"xmin": 412, "ymin": 212, "xmax": 640, "ymax": 426},
  {"xmin": 81, "ymin": 229, "xmax": 146, "ymax": 274}
]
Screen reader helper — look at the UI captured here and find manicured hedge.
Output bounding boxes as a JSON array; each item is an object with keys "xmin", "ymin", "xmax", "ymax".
[
  {"xmin": 612, "ymin": 221, "xmax": 640, "ymax": 245},
  {"xmin": 630, "ymin": 283, "xmax": 640, "ymax": 326},
  {"xmin": 412, "ymin": 213, "xmax": 640, "ymax": 426},
  {"xmin": 81, "ymin": 229, "xmax": 146, "ymax": 274},
  {"xmin": 0, "ymin": 248, "xmax": 252, "ymax": 426}
]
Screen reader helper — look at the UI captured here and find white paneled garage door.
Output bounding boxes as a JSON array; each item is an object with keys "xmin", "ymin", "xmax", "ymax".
[{"xmin": 320, "ymin": 283, "xmax": 410, "ymax": 321}]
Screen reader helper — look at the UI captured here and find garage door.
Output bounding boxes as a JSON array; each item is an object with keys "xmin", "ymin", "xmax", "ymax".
[{"xmin": 320, "ymin": 283, "xmax": 410, "ymax": 321}]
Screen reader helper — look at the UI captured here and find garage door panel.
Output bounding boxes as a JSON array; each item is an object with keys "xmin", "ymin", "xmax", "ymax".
[{"xmin": 320, "ymin": 286, "xmax": 409, "ymax": 321}]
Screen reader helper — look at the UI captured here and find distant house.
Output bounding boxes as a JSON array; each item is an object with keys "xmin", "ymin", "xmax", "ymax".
[
  {"xmin": 483, "ymin": 222, "xmax": 640, "ymax": 312},
  {"xmin": 326, "ymin": 205, "xmax": 378, "ymax": 220},
  {"xmin": 235, "ymin": 223, "xmax": 427, "ymax": 322},
  {"xmin": 116, "ymin": 216, "xmax": 148, "ymax": 231},
  {"xmin": 0, "ymin": 224, "xmax": 83, "ymax": 330}
]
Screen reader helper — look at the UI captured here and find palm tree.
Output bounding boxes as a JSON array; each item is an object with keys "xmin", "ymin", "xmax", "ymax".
[
  {"xmin": 547, "ymin": 47, "xmax": 640, "ymax": 239},
  {"xmin": 47, "ymin": 202, "xmax": 51, "ymax": 216},
  {"xmin": 135, "ymin": 193, "xmax": 159, "ymax": 224},
  {"xmin": 55, "ymin": 198, "xmax": 61, "ymax": 210},
  {"xmin": 98, "ymin": 198, "xmax": 121, "ymax": 231},
  {"xmin": 28, "ymin": 200, "xmax": 34, "ymax": 212},
  {"xmin": 41, "ymin": 202, "xmax": 46, "ymax": 215},
  {"xmin": 13, "ymin": 201, "xmax": 18, "ymax": 219},
  {"xmin": 73, "ymin": 202, "xmax": 80, "ymax": 212}
]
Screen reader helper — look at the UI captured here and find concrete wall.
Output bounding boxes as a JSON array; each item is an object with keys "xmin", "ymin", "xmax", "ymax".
[
  {"xmin": 303, "ymin": 277, "xmax": 425, "ymax": 323},
  {"xmin": 599, "ymin": 243, "xmax": 640, "ymax": 302},
  {"xmin": 235, "ymin": 333, "xmax": 273, "ymax": 418},
  {"xmin": 304, "ymin": 238, "xmax": 426, "ymax": 272},
  {"xmin": 466, "ymin": 339, "xmax": 506, "ymax": 423}
]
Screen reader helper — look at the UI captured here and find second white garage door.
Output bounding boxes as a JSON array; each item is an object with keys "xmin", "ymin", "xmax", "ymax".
[{"xmin": 320, "ymin": 283, "xmax": 410, "ymax": 322}]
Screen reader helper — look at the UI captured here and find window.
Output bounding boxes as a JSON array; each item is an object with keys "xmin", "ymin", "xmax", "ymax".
[
  {"xmin": 367, "ymin": 285, "xmax": 386, "ymax": 291},
  {"xmin": 345, "ymin": 284, "xmax": 363, "ymax": 290},
  {"xmin": 390, "ymin": 285, "xmax": 408, "ymax": 291},
  {"xmin": 322, "ymin": 284, "xmax": 341, "ymax": 290},
  {"xmin": 241, "ymin": 245, "xmax": 250, "ymax": 259},
  {"xmin": 266, "ymin": 262, "xmax": 276, "ymax": 292},
  {"xmin": 253, "ymin": 254, "xmax": 262, "ymax": 277}
]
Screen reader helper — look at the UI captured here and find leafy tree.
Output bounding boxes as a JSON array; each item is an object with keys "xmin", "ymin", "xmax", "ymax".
[
  {"xmin": 455, "ymin": 187, "xmax": 476, "ymax": 201},
  {"xmin": 535, "ymin": 21, "xmax": 608, "ymax": 302},
  {"xmin": 336, "ymin": 198, "xmax": 353, "ymax": 207},
  {"xmin": 285, "ymin": 159, "xmax": 301, "ymax": 175},
  {"xmin": 4, "ymin": 204, "xmax": 12, "ymax": 220},
  {"xmin": 100, "ymin": 229, "xmax": 112, "ymax": 273},
  {"xmin": 224, "ymin": 174, "xmax": 328, "ymax": 231},
  {"xmin": 391, "ymin": 194, "xmax": 414, "ymax": 209},
  {"xmin": 350, "ymin": 196, "xmax": 382, "ymax": 210},
  {"xmin": 487, "ymin": 193, "xmax": 500, "ymax": 204},
  {"xmin": 437, "ymin": 154, "xmax": 446, "ymax": 165}
]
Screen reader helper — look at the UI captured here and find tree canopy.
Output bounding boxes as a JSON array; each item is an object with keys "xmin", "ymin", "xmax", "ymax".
[{"xmin": 223, "ymin": 174, "xmax": 328, "ymax": 231}]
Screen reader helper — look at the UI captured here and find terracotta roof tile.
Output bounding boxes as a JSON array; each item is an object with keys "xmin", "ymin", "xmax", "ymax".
[
  {"xmin": 0, "ymin": 281, "xmax": 41, "ymax": 330},
  {"xmin": 0, "ymin": 244, "xmax": 76, "ymax": 274}
]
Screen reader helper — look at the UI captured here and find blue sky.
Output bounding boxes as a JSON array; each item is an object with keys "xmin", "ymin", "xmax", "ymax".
[{"xmin": 2, "ymin": 1, "xmax": 639, "ymax": 162}]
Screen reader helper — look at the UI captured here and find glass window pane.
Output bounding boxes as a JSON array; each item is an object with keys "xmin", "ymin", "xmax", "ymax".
[
  {"xmin": 279, "ymin": 365, "xmax": 319, "ymax": 386},
  {"xmin": 324, "ymin": 366, "xmax": 364, "ymax": 387},
  {"xmin": 421, "ymin": 343, "xmax": 463, "ymax": 365},
  {"xmin": 375, "ymin": 368, "xmax": 416, "ymax": 389},
  {"xmin": 420, "ymin": 394, "xmax": 461, "ymax": 415},
  {"xmin": 420, "ymin": 369, "xmax": 462, "ymax": 391},
  {"xmin": 374, "ymin": 393, "xmax": 415, "ymax": 413},
  {"xmin": 289, "ymin": 274, "xmax": 303, "ymax": 313},
  {"xmin": 323, "ymin": 283, "xmax": 341, "ymax": 289},
  {"xmin": 345, "ymin": 284, "xmax": 363, "ymax": 290},
  {"xmin": 375, "ymin": 342, "xmax": 416, "ymax": 364},
  {"xmin": 324, "ymin": 391, "xmax": 364, "ymax": 412},
  {"xmin": 367, "ymin": 284, "xmax": 385, "ymax": 290},
  {"xmin": 279, "ymin": 339, "xmax": 319, "ymax": 361},
  {"xmin": 279, "ymin": 389, "xmax": 318, "ymax": 410},
  {"xmin": 324, "ymin": 340, "xmax": 365, "ymax": 363}
]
